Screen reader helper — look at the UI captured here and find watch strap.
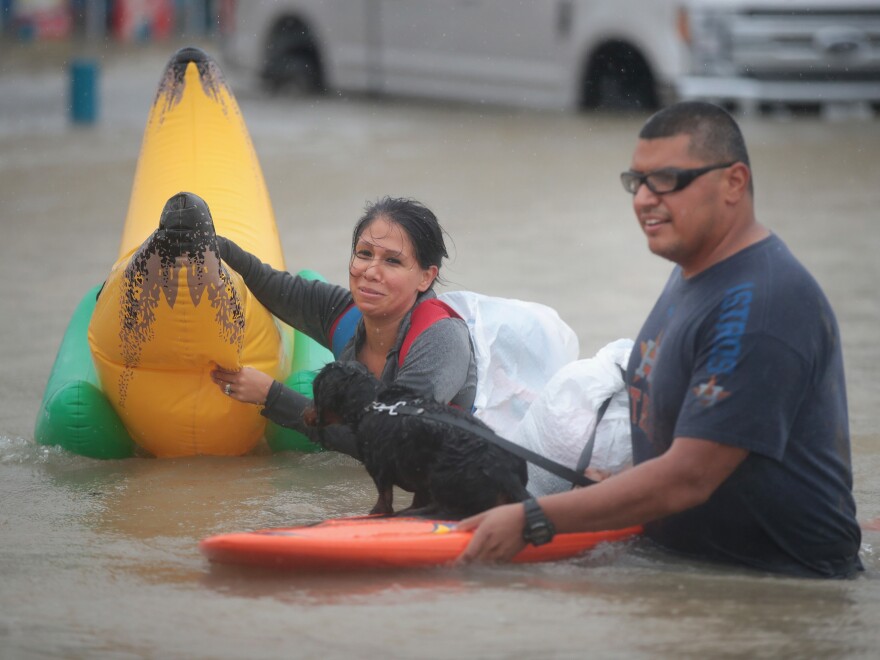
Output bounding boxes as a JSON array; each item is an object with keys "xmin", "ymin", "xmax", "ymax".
[{"xmin": 522, "ymin": 498, "xmax": 555, "ymax": 546}]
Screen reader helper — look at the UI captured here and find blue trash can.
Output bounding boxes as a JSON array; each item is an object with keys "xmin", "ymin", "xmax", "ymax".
[{"xmin": 70, "ymin": 58, "xmax": 99, "ymax": 125}]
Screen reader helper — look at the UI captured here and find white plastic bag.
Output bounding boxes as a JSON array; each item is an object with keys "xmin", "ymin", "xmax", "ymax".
[
  {"xmin": 438, "ymin": 290, "xmax": 579, "ymax": 435},
  {"xmin": 511, "ymin": 338, "xmax": 634, "ymax": 497}
]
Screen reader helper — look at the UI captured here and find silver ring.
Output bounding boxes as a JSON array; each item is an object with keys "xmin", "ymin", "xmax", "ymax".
[{"xmin": 224, "ymin": 384, "xmax": 232, "ymax": 396}]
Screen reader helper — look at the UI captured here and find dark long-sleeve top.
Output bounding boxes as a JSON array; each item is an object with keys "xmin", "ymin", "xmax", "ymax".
[{"xmin": 219, "ymin": 237, "xmax": 477, "ymax": 457}]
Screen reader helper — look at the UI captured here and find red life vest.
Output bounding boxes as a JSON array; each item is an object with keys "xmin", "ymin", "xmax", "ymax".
[{"xmin": 328, "ymin": 298, "xmax": 461, "ymax": 367}]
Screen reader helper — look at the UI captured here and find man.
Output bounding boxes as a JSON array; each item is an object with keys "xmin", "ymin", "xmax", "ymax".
[{"xmin": 457, "ymin": 102, "xmax": 862, "ymax": 578}]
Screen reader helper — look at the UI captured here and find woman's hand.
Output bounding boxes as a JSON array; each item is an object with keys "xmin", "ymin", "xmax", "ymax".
[
  {"xmin": 211, "ymin": 366, "xmax": 273, "ymax": 406},
  {"xmin": 455, "ymin": 502, "xmax": 527, "ymax": 564}
]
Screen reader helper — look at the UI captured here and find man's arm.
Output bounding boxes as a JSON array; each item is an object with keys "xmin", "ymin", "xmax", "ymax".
[
  {"xmin": 457, "ymin": 437, "xmax": 748, "ymax": 563},
  {"xmin": 218, "ymin": 236, "xmax": 351, "ymax": 343}
]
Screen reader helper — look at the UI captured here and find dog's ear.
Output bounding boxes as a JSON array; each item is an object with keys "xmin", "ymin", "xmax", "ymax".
[{"xmin": 302, "ymin": 407, "xmax": 319, "ymax": 427}]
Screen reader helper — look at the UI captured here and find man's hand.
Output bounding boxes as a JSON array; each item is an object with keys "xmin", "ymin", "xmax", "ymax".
[{"xmin": 455, "ymin": 502, "xmax": 527, "ymax": 564}]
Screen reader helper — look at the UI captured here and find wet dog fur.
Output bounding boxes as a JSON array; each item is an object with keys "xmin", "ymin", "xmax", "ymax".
[{"xmin": 303, "ymin": 361, "xmax": 530, "ymax": 519}]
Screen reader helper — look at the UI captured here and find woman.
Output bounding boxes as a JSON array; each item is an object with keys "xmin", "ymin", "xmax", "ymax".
[{"xmin": 211, "ymin": 197, "xmax": 477, "ymax": 457}]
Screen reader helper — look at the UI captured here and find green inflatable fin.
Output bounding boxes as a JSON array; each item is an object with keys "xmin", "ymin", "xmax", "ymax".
[{"xmin": 34, "ymin": 284, "xmax": 136, "ymax": 459}]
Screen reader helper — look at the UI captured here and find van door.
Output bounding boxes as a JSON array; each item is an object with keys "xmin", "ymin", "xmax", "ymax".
[{"xmin": 376, "ymin": 0, "xmax": 574, "ymax": 109}]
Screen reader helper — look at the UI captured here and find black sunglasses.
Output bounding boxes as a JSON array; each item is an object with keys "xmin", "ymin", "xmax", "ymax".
[{"xmin": 620, "ymin": 161, "xmax": 737, "ymax": 195}]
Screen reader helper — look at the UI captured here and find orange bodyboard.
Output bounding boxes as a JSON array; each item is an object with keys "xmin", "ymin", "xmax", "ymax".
[{"xmin": 200, "ymin": 516, "xmax": 642, "ymax": 570}]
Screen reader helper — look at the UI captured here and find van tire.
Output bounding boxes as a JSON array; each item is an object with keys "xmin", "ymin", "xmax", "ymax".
[
  {"xmin": 581, "ymin": 42, "xmax": 658, "ymax": 111},
  {"xmin": 262, "ymin": 17, "xmax": 324, "ymax": 94}
]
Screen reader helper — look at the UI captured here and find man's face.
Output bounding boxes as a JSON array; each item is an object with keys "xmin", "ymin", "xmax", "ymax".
[{"xmin": 628, "ymin": 134, "xmax": 731, "ymax": 276}]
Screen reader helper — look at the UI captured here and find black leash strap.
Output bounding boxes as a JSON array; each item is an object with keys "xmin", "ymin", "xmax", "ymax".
[
  {"xmin": 572, "ymin": 395, "xmax": 613, "ymax": 487},
  {"xmin": 370, "ymin": 401, "xmax": 597, "ymax": 488}
]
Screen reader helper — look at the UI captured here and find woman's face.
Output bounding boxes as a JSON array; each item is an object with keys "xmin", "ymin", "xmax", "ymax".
[{"xmin": 348, "ymin": 217, "xmax": 438, "ymax": 322}]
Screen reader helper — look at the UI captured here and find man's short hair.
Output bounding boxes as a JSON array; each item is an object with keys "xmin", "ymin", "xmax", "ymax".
[{"xmin": 640, "ymin": 102, "xmax": 751, "ymax": 169}]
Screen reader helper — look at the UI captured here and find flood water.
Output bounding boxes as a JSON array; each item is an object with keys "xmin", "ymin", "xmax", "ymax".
[{"xmin": 1, "ymin": 42, "xmax": 879, "ymax": 659}]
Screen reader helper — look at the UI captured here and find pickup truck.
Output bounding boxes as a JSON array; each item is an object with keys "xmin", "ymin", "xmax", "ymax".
[{"xmin": 219, "ymin": 0, "xmax": 880, "ymax": 113}]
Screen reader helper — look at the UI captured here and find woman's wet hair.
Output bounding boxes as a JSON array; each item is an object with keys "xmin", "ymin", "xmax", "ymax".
[{"xmin": 351, "ymin": 196, "xmax": 450, "ymax": 278}]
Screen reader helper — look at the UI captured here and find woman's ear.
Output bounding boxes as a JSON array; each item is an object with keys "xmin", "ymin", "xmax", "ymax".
[{"xmin": 418, "ymin": 265, "xmax": 439, "ymax": 292}]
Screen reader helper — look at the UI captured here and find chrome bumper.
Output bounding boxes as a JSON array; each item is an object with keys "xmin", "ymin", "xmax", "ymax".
[{"xmin": 677, "ymin": 76, "xmax": 880, "ymax": 105}]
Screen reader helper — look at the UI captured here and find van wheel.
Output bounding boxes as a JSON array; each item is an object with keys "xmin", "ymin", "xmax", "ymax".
[
  {"xmin": 262, "ymin": 18, "xmax": 324, "ymax": 94},
  {"xmin": 582, "ymin": 43, "xmax": 658, "ymax": 112}
]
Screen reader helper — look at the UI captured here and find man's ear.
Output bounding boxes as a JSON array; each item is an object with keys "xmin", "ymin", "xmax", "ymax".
[{"xmin": 724, "ymin": 162, "xmax": 751, "ymax": 202}]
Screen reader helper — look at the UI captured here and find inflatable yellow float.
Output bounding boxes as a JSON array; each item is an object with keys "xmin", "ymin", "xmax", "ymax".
[{"xmin": 35, "ymin": 47, "xmax": 332, "ymax": 458}]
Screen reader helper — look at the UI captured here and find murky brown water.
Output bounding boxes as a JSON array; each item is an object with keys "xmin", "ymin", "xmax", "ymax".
[{"xmin": 1, "ymin": 42, "xmax": 879, "ymax": 659}]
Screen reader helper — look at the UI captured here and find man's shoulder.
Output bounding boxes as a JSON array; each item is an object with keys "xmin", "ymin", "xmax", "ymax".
[
  {"xmin": 730, "ymin": 235, "xmax": 838, "ymax": 349},
  {"xmin": 758, "ymin": 236, "xmax": 828, "ymax": 307},
  {"xmin": 716, "ymin": 234, "xmax": 822, "ymax": 300}
]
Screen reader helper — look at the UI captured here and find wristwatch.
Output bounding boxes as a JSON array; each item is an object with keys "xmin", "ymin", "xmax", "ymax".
[{"xmin": 522, "ymin": 498, "xmax": 555, "ymax": 546}]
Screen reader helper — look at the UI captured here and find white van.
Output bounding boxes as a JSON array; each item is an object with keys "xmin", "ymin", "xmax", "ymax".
[{"xmin": 219, "ymin": 0, "xmax": 880, "ymax": 113}]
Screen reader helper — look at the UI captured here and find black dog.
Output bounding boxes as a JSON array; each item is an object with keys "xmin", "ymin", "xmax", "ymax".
[{"xmin": 304, "ymin": 361, "xmax": 530, "ymax": 519}]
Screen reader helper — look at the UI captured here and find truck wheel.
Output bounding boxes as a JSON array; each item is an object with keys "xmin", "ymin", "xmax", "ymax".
[
  {"xmin": 262, "ymin": 18, "xmax": 324, "ymax": 94},
  {"xmin": 582, "ymin": 43, "xmax": 658, "ymax": 112}
]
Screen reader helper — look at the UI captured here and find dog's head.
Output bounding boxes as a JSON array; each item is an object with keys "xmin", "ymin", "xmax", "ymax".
[{"xmin": 304, "ymin": 361, "xmax": 381, "ymax": 428}]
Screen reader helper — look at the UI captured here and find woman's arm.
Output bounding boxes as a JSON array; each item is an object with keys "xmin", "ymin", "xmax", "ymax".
[
  {"xmin": 211, "ymin": 366, "xmax": 360, "ymax": 459},
  {"xmin": 218, "ymin": 236, "xmax": 352, "ymax": 344},
  {"xmin": 261, "ymin": 382, "xmax": 361, "ymax": 459}
]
